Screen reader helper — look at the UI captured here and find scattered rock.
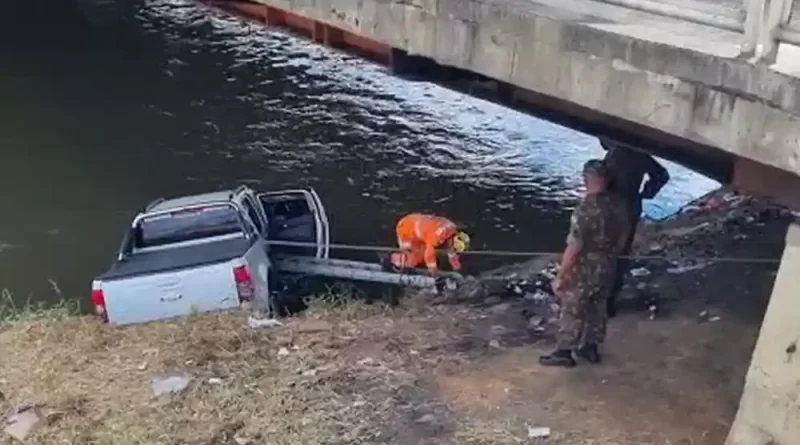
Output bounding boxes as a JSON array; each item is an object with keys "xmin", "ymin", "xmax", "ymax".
[
  {"xmin": 302, "ymin": 369, "xmax": 318, "ymax": 377},
  {"xmin": 415, "ymin": 414, "xmax": 437, "ymax": 424},
  {"xmin": 666, "ymin": 261, "xmax": 711, "ymax": 274},
  {"xmin": 4, "ymin": 406, "xmax": 42, "ymax": 441},
  {"xmin": 277, "ymin": 347, "xmax": 290, "ymax": 357},
  {"xmin": 151, "ymin": 376, "xmax": 192, "ymax": 396},
  {"xmin": 248, "ymin": 317, "xmax": 283, "ymax": 330},
  {"xmin": 490, "ymin": 303, "xmax": 511, "ymax": 314},
  {"xmin": 527, "ymin": 315, "xmax": 546, "ymax": 332},
  {"xmin": 527, "ymin": 426, "xmax": 551, "ymax": 439}
]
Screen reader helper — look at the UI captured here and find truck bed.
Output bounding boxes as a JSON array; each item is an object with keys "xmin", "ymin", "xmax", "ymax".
[{"xmin": 98, "ymin": 237, "xmax": 253, "ymax": 281}]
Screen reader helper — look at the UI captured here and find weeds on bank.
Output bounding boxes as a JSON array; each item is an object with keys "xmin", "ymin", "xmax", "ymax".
[{"xmin": 0, "ymin": 289, "xmax": 79, "ymax": 329}]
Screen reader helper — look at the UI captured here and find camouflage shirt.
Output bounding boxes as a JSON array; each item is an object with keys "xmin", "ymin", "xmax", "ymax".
[{"xmin": 564, "ymin": 191, "xmax": 630, "ymax": 289}]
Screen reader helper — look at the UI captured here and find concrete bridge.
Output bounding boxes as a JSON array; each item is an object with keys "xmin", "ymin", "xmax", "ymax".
[{"xmin": 204, "ymin": 0, "xmax": 800, "ymax": 443}]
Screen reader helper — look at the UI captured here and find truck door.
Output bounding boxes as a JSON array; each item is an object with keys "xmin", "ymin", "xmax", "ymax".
[{"xmin": 256, "ymin": 188, "xmax": 330, "ymax": 259}]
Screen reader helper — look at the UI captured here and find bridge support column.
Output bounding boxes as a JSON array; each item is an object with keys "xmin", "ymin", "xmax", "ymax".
[{"xmin": 726, "ymin": 222, "xmax": 800, "ymax": 445}]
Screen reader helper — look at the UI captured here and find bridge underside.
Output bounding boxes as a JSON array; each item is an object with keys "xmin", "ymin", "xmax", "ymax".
[{"xmin": 201, "ymin": 1, "xmax": 800, "ymax": 442}]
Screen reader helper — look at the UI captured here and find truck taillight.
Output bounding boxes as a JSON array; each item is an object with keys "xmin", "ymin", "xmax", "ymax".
[
  {"xmin": 90, "ymin": 288, "xmax": 108, "ymax": 322},
  {"xmin": 233, "ymin": 265, "xmax": 254, "ymax": 302}
]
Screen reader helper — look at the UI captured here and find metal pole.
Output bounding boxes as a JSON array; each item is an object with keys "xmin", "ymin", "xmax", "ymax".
[{"xmin": 596, "ymin": 0, "xmax": 745, "ymax": 32}]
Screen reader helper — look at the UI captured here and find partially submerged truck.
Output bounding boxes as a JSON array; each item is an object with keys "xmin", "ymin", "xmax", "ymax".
[{"xmin": 91, "ymin": 185, "xmax": 451, "ymax": 325}]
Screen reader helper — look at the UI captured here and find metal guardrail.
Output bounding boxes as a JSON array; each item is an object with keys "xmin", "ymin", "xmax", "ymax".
[{"xmin": 596, "ymin": 0, "xmax": 798, "ymax": 65}]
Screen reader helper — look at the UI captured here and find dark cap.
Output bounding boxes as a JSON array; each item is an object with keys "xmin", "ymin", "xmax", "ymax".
[{"xmin": 582, "ymin": 159, "xmax": 608, "ymax": 177}]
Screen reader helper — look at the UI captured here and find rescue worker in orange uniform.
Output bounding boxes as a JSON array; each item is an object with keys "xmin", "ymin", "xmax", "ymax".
[{"xmin": 385, "ymin": 213, "xmax": 471, "ymax": 276}]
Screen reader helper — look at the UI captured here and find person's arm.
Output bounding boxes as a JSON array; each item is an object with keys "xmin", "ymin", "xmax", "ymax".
[
  {"xmin": 447, "ymin": 252, "xmax": 462, "ymax": 272},
  {"xmin": 640, "ymin": 155, "xmax": 670, "ymax": 199},
  {"xmin": 424, "ymin": 242, "xmax": 439, "ymax": 276},
  {"xmin": 554, "ymin": 207, "xmax": 584, "ymax": 292}
]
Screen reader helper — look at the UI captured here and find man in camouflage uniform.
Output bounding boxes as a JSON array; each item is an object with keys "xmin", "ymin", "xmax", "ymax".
[
  {"xmin": 601, "ymin": 138, "xmax": 670, "ymax": 318},
  {"xmin": 540, "ymin": 159, "xmax": 631, "ymax": 368}
]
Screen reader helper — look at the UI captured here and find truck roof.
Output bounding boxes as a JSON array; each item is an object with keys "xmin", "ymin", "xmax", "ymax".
[{"xmin": 147, "ymin": 190, "xmax": 235, "ymax": 213}]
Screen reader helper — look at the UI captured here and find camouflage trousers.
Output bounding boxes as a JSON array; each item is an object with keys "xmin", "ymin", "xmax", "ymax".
[{"xmin": 555, "ymin": 284, "xmax": 610, "ymax": 350}]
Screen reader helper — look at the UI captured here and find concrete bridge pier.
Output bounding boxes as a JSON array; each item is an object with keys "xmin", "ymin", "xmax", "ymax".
[{"xmin": 726, "ymin": 222, "xmax": 800, "ymax": 445}]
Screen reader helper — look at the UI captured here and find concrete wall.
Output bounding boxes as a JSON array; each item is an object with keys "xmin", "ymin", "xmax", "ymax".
[
  {"xmin": 734, "ymin": 158, "xmax": 800, "ymax": 210},
  {"xmin": 726, "ymin": 222, "xmax": 800, "ymax": 445},
  {"xmin": 251, "ymin": 0, "xmax": 800, "ymax": 180}
]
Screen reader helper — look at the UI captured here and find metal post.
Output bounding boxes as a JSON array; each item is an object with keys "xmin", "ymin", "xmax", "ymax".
[
  {"xmin": 753, "ymin": 0, "xmax": 794, "ymax": 63},
  {"xmin": 740, "ymin": 0, "xmax": 765, "ymax": 58}
]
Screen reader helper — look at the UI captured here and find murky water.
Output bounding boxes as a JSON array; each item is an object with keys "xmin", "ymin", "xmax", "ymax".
[{"xmin": 0, "ymin": 0, "xmax": 718, "ymax": 305}]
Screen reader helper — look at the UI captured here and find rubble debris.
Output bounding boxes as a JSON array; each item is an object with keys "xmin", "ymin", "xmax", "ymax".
[
  {"xmin": 527, "ymin": 426, "xmax": 551, "ymax": 439},
  {"xmin": 151, "ymin": 376, "xmax": 192, "ymax": 396},
  {"xmin": 666, "ymin": 261, "xmax": 711, "ymax": 274},
  {"xmin": 648, "ymin": 304, "xmax": 658, "ymax": 320},
  {"xmin": 663, "ymin": 222, "xmax": 711, "ymax": 237},
  {"xmin": 415, "ymin": 414, "xmax": 437, "ymax": 424},
  {"xmin": 4, "ymin": 406, "xmax": 42, "ymax": 441},
  {"xmin": 247, "ymin": 317, "xmax": 283, "ymax": 330}
]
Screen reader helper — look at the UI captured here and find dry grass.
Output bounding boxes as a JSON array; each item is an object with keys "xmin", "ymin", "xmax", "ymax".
[
  {"xmin": 0, "ymin": 256, "xmax": 765, "ymax": 445},
  {"xmin": 0, "ymin": 296, "xmax": 398, "ymax": 445}
]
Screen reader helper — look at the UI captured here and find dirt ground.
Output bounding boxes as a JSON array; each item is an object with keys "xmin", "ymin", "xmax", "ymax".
[{"xmin": 0, "ymin": 187, "xmax": 792, "ymax": 445}]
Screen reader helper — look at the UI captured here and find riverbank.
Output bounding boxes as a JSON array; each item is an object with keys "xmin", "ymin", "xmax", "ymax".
[{"xmin": 0, "ymin": 187, "xmax": 792, "ymax": 445}]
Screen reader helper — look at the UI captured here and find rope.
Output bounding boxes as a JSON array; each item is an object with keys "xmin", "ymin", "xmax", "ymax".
[{"xmin": 265, "ymin": 239, "xmax": 782, "ymax": 264}]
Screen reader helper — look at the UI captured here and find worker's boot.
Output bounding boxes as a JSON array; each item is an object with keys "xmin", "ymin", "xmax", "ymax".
[
  {"xmin": 538, "ymin": 349, "xmax": 576, "ymax": 368},
  {"xmin": 575, "ymin": 344, "xmax": 601, "ymax": 364}
]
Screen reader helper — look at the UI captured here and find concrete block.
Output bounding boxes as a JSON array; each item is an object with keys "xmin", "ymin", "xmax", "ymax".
[
  {"xmin": 726, "ymin": 222, "xmax": 800, "ymax": 445},
  {"xmin": 435, "ymin": 0, "xmax": 480, "ymax": 23},
  {"xmin": 404, "ymin": 8, "xmax": 437, "ymax": 56},
  {"xmin": 432, "ymin": 17, "xmax": 475, "ymax": 68},
  {"xmin": 328, "ymin": 0, "xmax": 364, "ymax": 31},
  {"xmin": 468, "ymin": 22, "xmax": 515, "ymax": 82},
  {"xmin": 373, "ymin": 1, "xmax": 407, "ymax": 48}
]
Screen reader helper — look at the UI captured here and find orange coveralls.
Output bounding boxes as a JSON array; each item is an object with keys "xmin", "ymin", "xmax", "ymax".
[{"xmin": 390, "ymin": 213, "xmax": 461, "ymax": 274}]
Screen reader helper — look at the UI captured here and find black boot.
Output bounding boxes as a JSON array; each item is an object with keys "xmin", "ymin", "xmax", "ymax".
[
  {"xmin": 539, "ymin": 349, "xmax": 576, "ymax": 368},
  {"xmin": 575, "ymin": 344, "xmax": 601, "ymax": 364}
]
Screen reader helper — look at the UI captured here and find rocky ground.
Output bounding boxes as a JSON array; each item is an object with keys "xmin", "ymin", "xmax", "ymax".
[{"xmin": 0, "ymin": 187, "xmax": 793, "ymax": 445}]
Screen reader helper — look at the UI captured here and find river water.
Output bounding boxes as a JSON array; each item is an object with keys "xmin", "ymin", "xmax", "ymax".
[{"xmin": 0, "ymin": 0, "xmax": 718, "ymax": 306}]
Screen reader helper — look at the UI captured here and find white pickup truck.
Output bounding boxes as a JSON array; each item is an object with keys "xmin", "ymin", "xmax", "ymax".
[{"xmin": 90, "ymin": 185, "xmax": 331, "ymax": 325}]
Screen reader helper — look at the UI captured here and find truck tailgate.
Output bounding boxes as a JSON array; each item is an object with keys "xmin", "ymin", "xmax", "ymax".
[{"xmin": 101, "ymin": 261, "xmax": 240, "ymax": 326}]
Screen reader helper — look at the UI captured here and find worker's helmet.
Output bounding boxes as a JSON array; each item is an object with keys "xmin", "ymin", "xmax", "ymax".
[{"xmin": 451, "ymin": 231, "xmax": 471, "ymax": 253}]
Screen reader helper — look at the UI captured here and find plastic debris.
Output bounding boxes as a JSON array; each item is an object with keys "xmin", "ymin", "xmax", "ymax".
[
  {"xmin": 4, "ymin": 406, "xmax": 42, "ymax": 441},
  {"xmin": 247, "ymin": 316, "xmax": 283, "ymax": 329},
  {"xmin": 666, "ymin": 261, "xmax": 710, "ymax": 274},
  {"xmin": 630, "ymin": 267, "xmax": 651, "ymax": 277},
  {"xmin": 151, "ymin": 376, "xmax": 192, "ymax": 396},
  {"xmin": 527, "ymin": 426, "xmax": 551, "ymax": 439},
  {"xmin": 207, "ymin": 378, "xmax": 224, "ymax": 385},
  {"xmin": 488, "ymin": 340, "xmax": 501, "ymax": 349},
  {"xmin": 277, "ymin": 347, "xmax": 290, "ymax": 357},
  {"xmin": 648, "ymin": 304, "xmax": 658, "ymax": 320}
]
